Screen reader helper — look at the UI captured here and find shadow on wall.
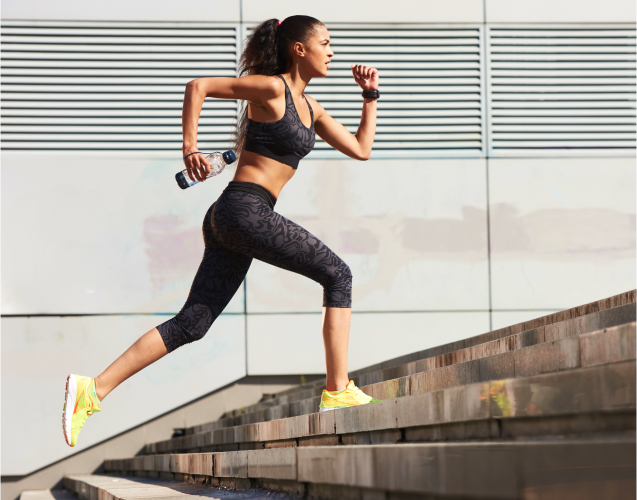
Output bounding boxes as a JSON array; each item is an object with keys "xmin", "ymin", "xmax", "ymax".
[
  {"xmin": 144, "ymin": 215, "xmax": 203, "ymax": 292},
  {"xmin": 490, "ymin": 204, "xmax": 635, "ymax": 260},
  {"xmin": 142, "ymin": 166, "xmax": 635, "ymax": 307}
]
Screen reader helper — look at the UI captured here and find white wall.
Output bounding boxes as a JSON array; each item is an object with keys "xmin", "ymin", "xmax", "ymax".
[
  {"xmin": 486, "ymin": 0, "xmax": 636, "ymax": 23},
  {"xmin": 1, "ymin": 156, "xmax": 491, "ymax": 316},
  {"xmin": 0, "ymin": 0, "xmax": 485, "ymax": 23},
  {"xmin": 0, "ymin": 0, "xmax": 242, "ymax": 22},
  {"xmin": 489, "ymin": 157, "xmax": 636, "ymax": 310},
  {"xmin": 1, "ymin": 154, "xmax": 244, "ymax": 315},
  {"xmin": 3, "ymin": 0, "xmax": 633, "ymax": 23}
]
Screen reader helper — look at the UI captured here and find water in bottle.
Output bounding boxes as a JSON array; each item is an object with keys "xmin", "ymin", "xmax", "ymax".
[{"xmin": 176, "ymin": 150, "xmax": 237, "ymax": 189}]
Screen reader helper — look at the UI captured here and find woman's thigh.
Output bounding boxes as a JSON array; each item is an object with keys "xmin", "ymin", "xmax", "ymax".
[{"xmin": 212, "ymin": 191, "xmax": 351, "ymax": 306}]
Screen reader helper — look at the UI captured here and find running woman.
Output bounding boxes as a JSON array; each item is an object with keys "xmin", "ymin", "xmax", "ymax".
[{"xmin": 63, "ymin": 15, "xmax": 380, "ymax": 447}]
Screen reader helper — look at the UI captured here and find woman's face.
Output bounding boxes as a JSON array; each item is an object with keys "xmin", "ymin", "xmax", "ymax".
[{"xmin": 295, "ymin": 24, "xmax": 334, "ymax": 77}]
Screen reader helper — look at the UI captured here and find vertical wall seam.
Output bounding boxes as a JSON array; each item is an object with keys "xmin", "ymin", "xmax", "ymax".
[
  {"xmin": 486, "ymin": 158, "xmax": 493, "ymax": 331},
  {"xmin": 483, "ymin": 0, "xmax": 489, "ymax": 155},
  {"xmin": 483, "ymin": 0, "xmax": 493, "ymax": 331}
]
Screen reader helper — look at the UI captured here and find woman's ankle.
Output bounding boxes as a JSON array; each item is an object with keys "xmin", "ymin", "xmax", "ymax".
[
  {"xmin": 325, "ymin": 378, "xmax": 349, "ymax": 392},
  {"xmin": 94, "ymin": 377, "xmax": 107, "ymax": 401}
]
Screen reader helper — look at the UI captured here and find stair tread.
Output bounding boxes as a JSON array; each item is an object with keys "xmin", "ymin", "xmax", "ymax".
[
  {"xmin": 200, "ymin": 303, "xmax": 637, "ymax": 430},
  {"xmin": 64, "ymin": 474, "xmax": 296, "ymax": 499},
  {"xmin": 146, "ymin": 322, "xmax": 635, "ymax": 453},
  {"xmin": 100, "ymin": 438, "xmax": 636, "ymax": 499},
  {"xmin": 150, "ymin": 362, "xmax": 635, "ymax": 452},
  {"xmin": 58, "ymin": 291, "xmax": 637, "ymax": 500},
  {"xmin": 19, "ymin": 490, "xmax": 76, "ymax": 500},
  {"xmin": 257, "ymin": 290, "xmax": 637, "ymax": 403}
]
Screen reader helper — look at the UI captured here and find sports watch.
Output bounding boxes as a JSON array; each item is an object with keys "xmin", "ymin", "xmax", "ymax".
[{"xmin": 361, "ymin": 89, "xmax": 380, "ymax": 100}]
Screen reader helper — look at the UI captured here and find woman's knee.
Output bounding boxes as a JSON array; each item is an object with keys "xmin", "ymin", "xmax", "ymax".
[
  {"xmin": 322, "ymin": 262, "xmax": 353, "ymax": 308},
  {"xmin": 156, "ymin": 303, "xmax": 215, "ymax": 352}
]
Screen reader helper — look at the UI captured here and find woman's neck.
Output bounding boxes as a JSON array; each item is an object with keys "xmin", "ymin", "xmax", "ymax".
[{"xmin": 282, "ymin": 67, "xmax": 311, "ymax": 97}]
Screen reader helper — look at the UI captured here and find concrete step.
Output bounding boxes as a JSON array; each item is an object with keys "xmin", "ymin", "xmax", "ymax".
[
  {"xmin": 247, "ymin": 290, "xmax": 636, "ymax": 409},
  {"xmin": 144, "ymin": 323, "xmax": 636, "ymax": 454},
  {"xmin": 348, "ymin": 290, "xmax": 636, "ymax": 387},
  {"xmin": 19, "ymin": 490, "xmax": 76, "ymax": 500},
  {"xmin": 102, "ymin": 438, "xmax": 636, "ymax": 500},
  {"xmin": 62, "ymin": 474, "xmax": 297, "ymax": 499},
  {"xmin": 186, "ymin": 301, "xmax": 636, "ymax": 436},
  {"xmin": 144, "ymin": 340, "xmax": 635, "ymax": 454},
  {"xmin": 145, "ymin": 360, "xmax": 636, "ymax": 454}
]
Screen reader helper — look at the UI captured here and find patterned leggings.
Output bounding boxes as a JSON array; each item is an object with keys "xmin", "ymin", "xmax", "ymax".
[{"xmin": 156, "ymin": 182, "xmax": 352, "ymax": 352}]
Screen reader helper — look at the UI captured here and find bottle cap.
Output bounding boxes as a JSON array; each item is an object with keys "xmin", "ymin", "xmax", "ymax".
[{"xmin": 223, "ymin": 150, "xmax": 237, "ymax": 164}]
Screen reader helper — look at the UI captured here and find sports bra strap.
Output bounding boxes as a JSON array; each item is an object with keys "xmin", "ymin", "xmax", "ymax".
[{"xmin": 276, "ymin": 74, "xmax": 314, "ymax": 123}]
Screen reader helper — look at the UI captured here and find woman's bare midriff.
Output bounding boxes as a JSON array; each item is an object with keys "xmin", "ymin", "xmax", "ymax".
[{"xmin": 231, "ymin": 149, "xmax": 296, "ymax": 200}]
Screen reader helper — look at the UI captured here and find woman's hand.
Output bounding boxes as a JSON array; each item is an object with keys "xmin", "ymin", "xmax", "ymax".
[
  {"xmin": 182, "ymin": 146, "xmax": 212, "ymax": 183},
  {"xmin": 351, "ymin": 64, "xmax": 379, "ymax": 91}
]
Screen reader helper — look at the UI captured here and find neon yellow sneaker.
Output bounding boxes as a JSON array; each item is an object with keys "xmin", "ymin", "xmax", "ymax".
[
  {"xmin": 319, "ymin": 380, "xmax": 380, "ymax": 412},
  {"xmin": 62, "ymin": 374, "xmax": 101, "ymax": 447}
]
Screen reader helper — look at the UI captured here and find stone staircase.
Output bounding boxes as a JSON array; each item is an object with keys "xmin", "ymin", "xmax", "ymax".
[{"xmin": 24, "ymin": 291, "xmax": 636, "ymax": 499}]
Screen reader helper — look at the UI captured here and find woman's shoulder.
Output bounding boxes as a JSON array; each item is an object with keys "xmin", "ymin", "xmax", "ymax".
[
  {"xmin": 241, "ymin": 75, "xmax": 285, "ymax": 111},
  {"xmin": 237, "ymin": 74, "xmax": 285, "ymax": 99}
]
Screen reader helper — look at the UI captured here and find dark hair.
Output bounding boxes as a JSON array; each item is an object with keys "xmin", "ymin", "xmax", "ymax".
[{"xmin": 231, "ymin": 15, "xmax": 324, "ymax": 154}]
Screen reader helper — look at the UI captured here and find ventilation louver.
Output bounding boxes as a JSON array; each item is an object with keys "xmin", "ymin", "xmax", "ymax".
[
  {"xmin": 487, "ymin": 27, "xmax": 636, "ymax": 155},
  {"xmin": 1, "ymin": 21, "xmax": 239, "ymax": 151},
  {"xmin": 304, "ymin": 25, "xmax": 485, "ymax": 157}
]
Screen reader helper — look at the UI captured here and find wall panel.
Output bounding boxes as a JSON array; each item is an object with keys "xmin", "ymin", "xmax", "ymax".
[
  {"xmin": 242, "ymin": 0, "xmax": 484, "ymax": 24},
  {"xmin": 247, "ymin": 311, "xmax": 491, "ymax": 375},
  {"xmin": 486, "ymin": 0, "xmax": 636, "ymax": 23},
  {"xmin": 489, "ymin": 157, "xmax": 636, "ymax": 310},
  {"xmin": 1, "ymin": 153, "xmax": 245, "ymax": 314},
  {"xmin": 0, "ymin": 0, "xmax": 241, "ymax": 22},
  {"xmin": 246, "ymin": 158, "xmax": 490, "ymax": 313},
  {"xmin": 491, "ymin": 310, "xmax": 558, "ymax": 330}
]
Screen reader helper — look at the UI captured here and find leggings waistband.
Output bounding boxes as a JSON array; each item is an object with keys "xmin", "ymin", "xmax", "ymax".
[{"xmin": 223, "ymin": 181, "xmax": 277, "ymax": 210}]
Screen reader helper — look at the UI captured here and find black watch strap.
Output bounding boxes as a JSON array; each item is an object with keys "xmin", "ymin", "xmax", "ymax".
[{"xmin": 361, "ymin": 89, "xmax": 380, "ymax": 100}]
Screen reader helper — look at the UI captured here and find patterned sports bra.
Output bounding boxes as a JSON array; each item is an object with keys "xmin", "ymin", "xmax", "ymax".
[{"xmin": 243, "ymin": 74, "xmax": 316, "ymax": 169}]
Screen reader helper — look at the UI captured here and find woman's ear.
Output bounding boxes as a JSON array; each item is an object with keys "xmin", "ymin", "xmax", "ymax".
[{"xmin": 292, "ymin": 41, "xmax": 306, "ymax": 58}]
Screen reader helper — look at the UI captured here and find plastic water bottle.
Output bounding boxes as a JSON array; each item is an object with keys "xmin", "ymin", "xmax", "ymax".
[{"xmin": 175, "ymin": 150, "xmax": 237, "ymax": 189}]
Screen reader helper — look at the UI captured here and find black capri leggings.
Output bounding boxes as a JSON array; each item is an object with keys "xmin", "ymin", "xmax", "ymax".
[{"xmin": 156, "ymin": 181, "xmax": 352, "ymax": 352}]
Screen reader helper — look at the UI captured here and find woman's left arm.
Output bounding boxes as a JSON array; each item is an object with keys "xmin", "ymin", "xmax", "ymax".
[{"xmin": 311, "ymin": 65, "xmax": 378, "ymax": 161}]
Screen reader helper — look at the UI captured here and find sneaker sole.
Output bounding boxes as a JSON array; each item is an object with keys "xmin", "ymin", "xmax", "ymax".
[
  {"xmin": 319, "ymin": 405, "xmax": 351, "ymax": 412},
  {"xmin": 63, "ymin": 374, "xmax": 77, "ymax": 447}
]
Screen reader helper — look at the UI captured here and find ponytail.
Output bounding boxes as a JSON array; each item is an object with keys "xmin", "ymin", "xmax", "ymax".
[{"xmin": 231, "ymin": 15, "xmax": 323, "ymax": 154}]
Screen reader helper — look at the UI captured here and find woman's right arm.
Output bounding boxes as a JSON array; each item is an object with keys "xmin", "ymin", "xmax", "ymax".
[{"xmin": 182, "ymin": 76, "xmax": 282, "ymax": 182}]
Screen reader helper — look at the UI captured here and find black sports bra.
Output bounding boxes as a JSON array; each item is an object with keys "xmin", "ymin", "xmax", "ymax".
[{"xmin": 243, "ymin": 75, "xmax": 316, "ymax": 169}]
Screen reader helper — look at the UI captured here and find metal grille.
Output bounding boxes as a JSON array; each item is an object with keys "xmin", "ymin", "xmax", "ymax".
[
  {"xmin": 1, "ymin": 21, "xmax": 239, "ymax": 151},
  {"xmin": 487, "ymin": 27, "xmax": 637, "ymax": 154},
  {"xmin": 5, "ymin": 22, "xmax": 634, "ymax": 156},
  {"xmin": 303, "ymin": 25, "xmax": 485, "ymax": 157}
]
